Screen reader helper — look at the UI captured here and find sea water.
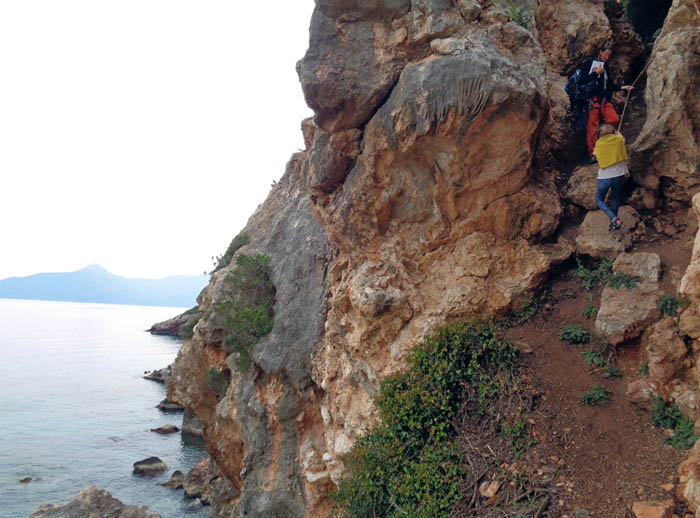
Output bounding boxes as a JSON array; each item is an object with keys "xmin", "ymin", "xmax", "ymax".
[{"xmin": 0, "ymin": 298, "xmax": 209, "ymax": 517}]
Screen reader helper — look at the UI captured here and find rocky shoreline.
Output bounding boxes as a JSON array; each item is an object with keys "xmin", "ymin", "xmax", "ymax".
[{"xmin": 30, "ymin": 355, "xmax": 209, "ymax": 516}]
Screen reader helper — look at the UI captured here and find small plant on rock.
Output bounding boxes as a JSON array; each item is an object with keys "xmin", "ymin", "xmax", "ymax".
[
  {"xmin": 206, "ymin": 367, "xmax": 230, "ymax": 399},
  {"xmin": 559, "ymin": 325, "xmax": 591, "ymax": 345},
  {"xmin": 214, "ymin": 253, "xmax": 275, "ymax": 372},
  {"xmin": 651, "ymin": 396, "xmax": 698, "ymax": 450},
  {"xmin": 640, "ymin": 362, "xmax": 649, "ymax": 377},
  {"xmin": 582, "ymin": 305, "xmax": 599, "ymax": 320},
  {"xmin": 658, "ymin": 296, "xmax": 680, "ymax": 317},
  {"xmin": 581, "ymin": 385, "xmax": 612, "ymax": 405}
]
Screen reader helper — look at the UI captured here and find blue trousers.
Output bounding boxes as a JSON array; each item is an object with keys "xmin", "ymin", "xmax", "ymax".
[{"xmin": 595, "ymin": 175, "xmax": 626, "ymax": 221}]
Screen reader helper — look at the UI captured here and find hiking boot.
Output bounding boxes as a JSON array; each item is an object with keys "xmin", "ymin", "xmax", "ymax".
[{"xmin": 608, "ymin": 217, "xmax": 622, "ymax": 232}]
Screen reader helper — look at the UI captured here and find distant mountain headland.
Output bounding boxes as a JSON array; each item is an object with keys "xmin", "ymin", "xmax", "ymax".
[{"xmin": 0, "ymin": 264, "xmax": 208, "ymax": 307}]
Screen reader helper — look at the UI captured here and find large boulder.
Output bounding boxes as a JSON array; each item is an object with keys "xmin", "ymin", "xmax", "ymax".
[
  {"xmin": 595, "ymin": 252, "xmax": 661, "ymax": 345},
  {"xmin": 575, "ymin": 206, "xmax": 641, "ymax": 259},
  {"xmin": 631, "ymin": 0, "xmax": 700, "ymax": 205},
  {"xmin": 31, "ymin": 486, "xmax": 161, "ymax": 518},
  {"xmin": 563, "ymin": 164, "xmax": 599, "ymax": 210}
]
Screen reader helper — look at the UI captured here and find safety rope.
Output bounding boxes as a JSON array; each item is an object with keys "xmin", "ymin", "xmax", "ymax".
[{"xmin": 617, "ymin": 60, "xmax": 651, "ymax": 131}]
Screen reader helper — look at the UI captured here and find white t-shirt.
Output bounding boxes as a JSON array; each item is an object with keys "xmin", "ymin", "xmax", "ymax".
[{"xmin": 598, "ymin": 160, "xmax": 628, "ymax": 180}]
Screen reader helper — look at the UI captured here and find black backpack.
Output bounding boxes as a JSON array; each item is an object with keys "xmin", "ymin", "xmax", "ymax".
[
  {"xmin": 565, "ymin": 69, "xmax": 592, "ymax": 131},
  {"xmin": 565, "ymin": 68, "xmax": 593, "ymax": 106}
]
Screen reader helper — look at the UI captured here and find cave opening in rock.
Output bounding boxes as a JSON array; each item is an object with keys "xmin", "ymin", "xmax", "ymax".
[{"xmin": 624, "ymin": 0, "xmax": 672, "ymax": 43}]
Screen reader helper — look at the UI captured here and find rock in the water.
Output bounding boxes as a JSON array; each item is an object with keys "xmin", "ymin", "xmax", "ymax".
[
  {"xmin": 143, "ymin": 366, "xmax": 170, "ymax": 383},
  {"xmin": 181, "ymin": 409, "xmax": 203, "ymax": 437},
  {"xmin": 184, "ymin": 458, "xmax": 214, "ymax": 500},
  {"xmin": 155, "ymin": 398, "xmax": 184, "ymax": 412},
  {"xmin": 133, "ymin": 457, "xmax": 167, "ymax": 475},
  {"xmin": 182, "ymin": 458, "xmax": 239, "ymax": 506},
  {"xmin": 575, "ymin": 206, "xmax": 640, "ymax": 259},
  {"xmin": 150, "ymin": 424, "xmax": 179, "ymax": 434},
  {"xmin": 159, "ymin": 470, "xmax": 184, "ymax": 489},
  {"xmin": 20, "ymin": 476, "xmax": 32, "ymax": 483},
  {"xmin": 148, "ymin": 309, "xmax": 199, "ymax": 337},
  {"xmin": 31, "ymin": 486, "xmax": 161, "ymax": 517},
  {"xmin": 595, "ymin": 252, "xmax": 661, "ymax": 345}
]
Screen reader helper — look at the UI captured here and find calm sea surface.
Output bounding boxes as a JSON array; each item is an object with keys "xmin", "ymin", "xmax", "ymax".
[{"xmin": 0, "ymin": 298, "xmax": 208, "ymax": 517}]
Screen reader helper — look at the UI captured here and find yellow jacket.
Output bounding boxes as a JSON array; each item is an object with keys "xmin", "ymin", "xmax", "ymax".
[{"xmin": 594, "ymin": 134, "xmax": 628, "ymax": 169}]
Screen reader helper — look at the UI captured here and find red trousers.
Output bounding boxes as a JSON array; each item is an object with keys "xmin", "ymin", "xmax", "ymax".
[{"xmin": 586, "ymin": 98, "xmax": 620, "ymax": 155}]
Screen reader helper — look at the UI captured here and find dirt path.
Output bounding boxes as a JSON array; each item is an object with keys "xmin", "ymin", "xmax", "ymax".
[{"xmin": 504, "ymin": 258, "xmax": 688, "ymax": 517}]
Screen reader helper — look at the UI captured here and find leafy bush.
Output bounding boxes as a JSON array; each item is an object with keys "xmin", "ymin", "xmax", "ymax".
[
  {"xmin": 658, "ymin": 296, "xmax": 680, "ymax": 317},
  {"xmin": 581, "ymin": 385, "xmax": 612, "ymax": 405},
  {"xmin": 582, "ymin": 305, "xmax": 599, "ymax": 320},
  {"xmin": 582, "ymin": 349, "xmax": 606, "ymax": 367},
  {"xmin": 206, "ymin": 367, "xmax": 230, "ymax": 399},
  {"xmin": 501, "ymin": 414, "xmax": 533, "ymax": 457},
  {"xmin": 651, "ymin": 396, "xmax": 698, "ymax": 450},
  {"xmin": 575, "ymin": 257, "xmax": 639, "ymax": 291},
  {"xmin": 499, "ymin": 0, "xmax": 533, "ymax": 29},
  {"xmin": 214, "ymin": 254, "xmax": 275, "ymax": 371},
  {"xmin": 604, "ymin": 366, "xmax": 621, "ymax": 379},
  {"xmin": 559, "ymin": 325, "xmax": 591, "ymax": 345},
  {"xmin": 211, "ymin": 232, "xmax": 250, "ymax": 274},
  {"xmin": 331, "ymin": 321, "xmax": 519, "ymax": 518}
]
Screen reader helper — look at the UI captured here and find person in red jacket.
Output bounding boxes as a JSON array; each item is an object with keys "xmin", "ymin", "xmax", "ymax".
[{"xmin": 580, "ymin": 47, "xmax": 634, "ymax": 159}]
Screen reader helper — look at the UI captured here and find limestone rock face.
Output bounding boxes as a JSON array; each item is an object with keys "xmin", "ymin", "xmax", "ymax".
[
  {"xmin": 645, "ymin": 318, "xmax": 688, "ymax": 390},
  {"xmin": 595, "ymin": 252, "xmax": 661, "ymax": 345},
  {"xmin": 31, "ymin": 486, "xmax": 161, "ymax": 518},
  {"xmin": 534, "ymin": 0, "xmax": 611, "ymax": 74},
  {"xmin": 169, "ymin": 153, "xmax": 332, "ymax": 517},
  {"xmin": 681, "ymin": 193, "xmax": 700, "ymax": 301},
  {"xmin": 631, "ymin": 0, "xmax": 700, "ymax": 204}
]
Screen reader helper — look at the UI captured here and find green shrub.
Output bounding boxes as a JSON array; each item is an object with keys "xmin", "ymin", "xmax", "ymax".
[
  {"xmin": 498, "ymin": 0, "xmax": 533, "ymax": 29},
  {"xmin": 211, "ymin": 232, "xmax": 250, "ymax": 274},
  {"xmin": 582, "ymin": 305, "xmax": 599, "ymax": 320},
  {"xmin": 640, "ymin": 362, "xmax": 649, "ymax": 377},
  {"xmin": 331, "ymin": 321, "xmax": 519, "ymax": 518},
  {"xmin": 658, "ymin": 296, "xmax": 680, "ymax": 317},
  {"xmin": 582, "ymin": 349, "xmax": 606, "ymax": 367},
  {"xmin": 604, "ymin": 366, "xmax": 621, "ymax": 379},
  {"xmin": 501, "ymin": 414, "xmax": 533, "ymax": 457},
  {"xmin": 651, "ymin": 396, "xmax": 698, "ymax": 450},
  {"xmin": 206, "ymin": 367, "xmax": 230, "ymax": 399},
  {"xmin": 214, "ymin": 253, "xmax": 275, "ymax": 371},
  {"xmin": 575, "ymin": 257, "xmax": 639, "ymax": 291},
  {"xmin": 581, "ymin": 385, "xmax": 612, "ymax": 405},
  {"xmin": 576, "ymin": 258, "xmax": 613, "ymax": 291},
  {"xmin": 559, "ymin": 325, "xmax": 591, "ymax": 345}
]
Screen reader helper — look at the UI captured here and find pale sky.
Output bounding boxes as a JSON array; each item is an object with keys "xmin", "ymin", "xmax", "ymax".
[{"xmin": 0, "ymin": 1, "xmax": 315, "ymax": 280}]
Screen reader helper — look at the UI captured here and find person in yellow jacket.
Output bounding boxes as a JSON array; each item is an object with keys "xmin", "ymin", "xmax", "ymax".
[{"xmin": 593, "ymin": 124, "xmax": 628, "ymax": 232}]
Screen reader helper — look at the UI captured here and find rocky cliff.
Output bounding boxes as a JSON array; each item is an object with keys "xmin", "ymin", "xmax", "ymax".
[{"xmin": 168, "ymin": 1, "xmax": 700, "ymax": 516}]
